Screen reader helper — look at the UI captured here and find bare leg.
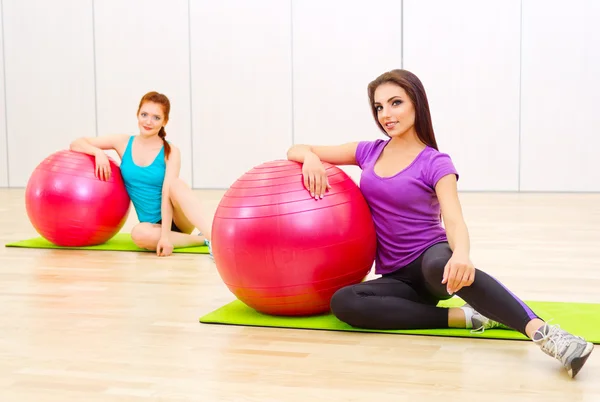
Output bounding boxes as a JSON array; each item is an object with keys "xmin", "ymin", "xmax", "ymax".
[
  {"xmin": 131, "ymin": 223, "xmax": 206, "ymax": 250},
  {"xmin": 525, "ymin": 318, "xmax": 547, "ymax": 339},
  {"xmin": 169, "ymin": 178, "xmax": 213, "ymax": 240},
  {"xmin": 448, "ymin": 308, "xmax": 466, "ymax": 328}
]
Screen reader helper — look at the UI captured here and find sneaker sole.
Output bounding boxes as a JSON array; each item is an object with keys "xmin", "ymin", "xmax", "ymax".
[{"xmin": 569, "ymin": 342, "xmax": 594, "ymax": 379}]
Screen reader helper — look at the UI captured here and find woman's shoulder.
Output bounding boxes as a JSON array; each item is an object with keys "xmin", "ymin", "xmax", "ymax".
[
  {"xmin": 359, "ymin": 138, "xmax": 388, "ymax": 149},
  {"xmin": 356, "ymin": 138, "xmax": 388, "ymax": 164},
  {"xmin": 421, "ymin": 145, "xmax": 454, "ymax": 161},
  {"xmin": 107, "ymin": 134, "xmax": 133, "ymax": 155},
  {"xmin": 355, "ymin": 138, "xmax": 387, "ymax": 166},
  {"xmin": 105, "ymin": 133, "xmax": 133, "ymax": 144},
  {"xmin": 164, "ymin": 142, "xmax": 181, "ymax": 163},
  {"xmin": 420, "ymin": 146, "xmax": 459, "ymax": 185},
  {"xmin": 166, "ymin": 141, "xmax": 180, "ymax": 153},
  {"xmin": 419, "ymin": 147, "xmax": 456, "ymax": 171}
]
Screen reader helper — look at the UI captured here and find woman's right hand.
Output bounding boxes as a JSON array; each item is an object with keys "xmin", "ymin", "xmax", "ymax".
[
  {"xmin": 302, "ymin": 153, "xmax": 331, "ymax": 199},
  {"xmin": 95, "ymin": 151, "xmax": 111, "ymax": 181}
]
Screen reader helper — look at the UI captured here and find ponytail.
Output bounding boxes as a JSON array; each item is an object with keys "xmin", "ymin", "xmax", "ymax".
[{"xmin": 158, "ymin": 126, "xmax": 171, "ymax": 159}]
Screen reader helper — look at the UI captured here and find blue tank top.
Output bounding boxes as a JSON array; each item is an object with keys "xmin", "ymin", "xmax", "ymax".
[{"xmin": 120, "ymin": 135, "xmax": 166, "ymax": 223}]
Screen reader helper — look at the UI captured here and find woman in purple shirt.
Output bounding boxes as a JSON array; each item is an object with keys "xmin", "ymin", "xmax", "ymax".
[{"xmin": 286, "ymin": 69, "xmax": 593, "ymax": 379}]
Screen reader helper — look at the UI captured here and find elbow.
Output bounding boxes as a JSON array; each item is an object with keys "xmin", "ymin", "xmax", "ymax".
[
  {"xmin": 286, "ymin": 144, "xmax": 310, "ymax": 161},
  {"xmin": 441, "ymin": 215, "xmax": 458, "ymax": 230},
  {"xmin": 444, "ymin": 218, "xmax": 467, "ymax": 234},
  {"xmin": 161, "ymin": 180, "xmax": 174, "ymax": 201},
  {"xmin": 286, "ymin": 144, "xmax": 298, "ymax": 160},
  {"xmin": 161, "ymin": 186, "xmax": 170, "ymax": 200},
  {"xmin": 69, "ymin": 137, "xmax": 84, "ymax": 151}
]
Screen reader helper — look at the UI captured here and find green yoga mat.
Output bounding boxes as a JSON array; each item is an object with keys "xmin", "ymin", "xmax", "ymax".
[
  {"xmin": 200, "ymin": 298, "xmax": 600, "ymax": 343},
  {"xmin": 4, "ymin": 233, "xmax": 209, "ymax": 254}
]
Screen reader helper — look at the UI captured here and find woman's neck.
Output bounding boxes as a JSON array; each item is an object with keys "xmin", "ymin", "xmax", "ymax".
[
  {"xmin": 387, "ymin": 128, "xmax": 425, "ymax": 151},
  {"xmin": 137, "ymin": 133, "xmax": 162, "ymax": 145}
]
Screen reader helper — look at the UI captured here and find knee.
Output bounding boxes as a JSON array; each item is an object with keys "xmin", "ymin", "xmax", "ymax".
[
  {"xmin": 330, "ymin": 286, "xmax": 366, "ymax": 327},
  {"xmin": 131, "ymin": 223, "xmax": 159, "ymax": 250},
  {"xmin": 421, "ymin": 244, "xmax": 452, "ymax": 284},
  {"xmin": 421, "ymin": 256, "xmax": 447, "ymax": 284},
  {"xmin": 421, "ymin": 255, "xmax": 451, "ymax": 299}
]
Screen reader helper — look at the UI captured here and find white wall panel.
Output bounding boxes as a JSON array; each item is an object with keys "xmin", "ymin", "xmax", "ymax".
[
  {"xmin": 0, "ymin": 1, "xmax": 7, "ymax": 187},
  {"xmin": 520, "ymin": 0, "xmax": 600, "ymax": 192},
  {"xmin": 94, "ymin": 0, "xmax": 192, "ymax": 185},
  {"xmin": 3, "ymin": 0, "xmax": 96, "ymax": 187},
  {"xmin": 404, "ymin": 0, "xmax": 521, "ymax": 191},
  {"xmin": 292, "ymin": 0, "xmax": 402, "ymax": 184},
  {"xmin": 190, "ymin": 0, "xmax": 293, "ymax": 188}
]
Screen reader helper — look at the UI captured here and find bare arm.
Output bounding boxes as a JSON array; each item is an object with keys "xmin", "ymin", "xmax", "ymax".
[
  {"xmin": 287, "ymin": 142, "xmax": 359, "ymax": 198},
  {"xmin": 436, "ymin": 173, "xmax": 475, "ymax": 294},
  {"xmin": 286, "ymin": 142, "xmax": 359, "ymax": 166},
  {"xmin": 69, "ymin": 134, "xmax": 130, "ymax": 159},
  {"xmin": 70, "ymin": 134, "xmax": 130, "ymax": 180},
  {"xmin": 160, "ymin": 146, "xmax": 182, "ymax": 240},
  {"xmin": 435, "ymin": 174, "xmax": 470, "ymax": 258}
]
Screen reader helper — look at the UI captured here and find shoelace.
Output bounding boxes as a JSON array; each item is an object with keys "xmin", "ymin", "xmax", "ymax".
[
  {"xmin": 469, "ymin": 316, "xmax": 507, "ymax": 334},
  {"xmin": 535, "ymin": 325, "xmax": 570, "ymax": 359},
  {"xmin": 204, "ymin": 239, "xmax": 214, "ymax": 260}
]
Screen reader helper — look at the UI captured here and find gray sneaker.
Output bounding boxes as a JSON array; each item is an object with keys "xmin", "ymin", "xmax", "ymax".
[
  {"xmin": 533, "ymin": 324, "xmax": 594, "ymax": 378},
  {"xmin": 197, "ymin": 233, "xmax": 213, "ymax": 260},
  {"xmin": 463, "ymin": 304, "xmax": 511, "ymax": 333},
  {"xmin": 204, "ymin": 239, "xmax": 213, "ymax": 260}
]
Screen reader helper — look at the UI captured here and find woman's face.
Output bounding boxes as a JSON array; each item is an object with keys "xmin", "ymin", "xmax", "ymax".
[
  {"xmin": 373, "ymin": 82, "xmax": 415, "ymax": 138},
  {"xmin": 138, "ymin": 101, "xmax": 166, "ymax": 137}
]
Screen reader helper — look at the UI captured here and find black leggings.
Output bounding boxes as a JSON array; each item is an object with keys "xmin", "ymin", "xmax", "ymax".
[
  {"xmin": 330, "ymin": 242, "xmax": 539, "ymax": 336},
  {"xmin": 156, "ymin": 219, "xmax": 183, "ymax": 233}
]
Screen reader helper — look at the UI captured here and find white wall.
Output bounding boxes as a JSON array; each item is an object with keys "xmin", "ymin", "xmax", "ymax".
[
  {"xmin": 0, "ymin": 0, "xmax": 597, "ymax": 193},
  {"xmin": 292, "ymin": 0, "xmax": 402, "ymax": 184},
  {"xmin": 520, "ymin": 0, "xmax": 600, "ymax": 192},
  {"xmin": 189, "ymin": 0, "xmax": 293, "ymax": 189},
  {"xmin": 94, "ymin": 0, "xmax": 193, "ymax": 185},
  {"xmin": 3, "ymin": 0, "xmax": 96, "ymax": 187},
  {"xmin": 404, "ymin": 0, "xmax": 521, "ymax": 192},
  {"xmin": 0, "ymin": 0, "xmax": 7, "ymax": 187}
]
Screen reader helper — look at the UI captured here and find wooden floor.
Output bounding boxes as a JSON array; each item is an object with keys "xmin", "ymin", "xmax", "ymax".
[{"xmin": 0, "ymin": 188, "xmax": 599, "ymax": 401}]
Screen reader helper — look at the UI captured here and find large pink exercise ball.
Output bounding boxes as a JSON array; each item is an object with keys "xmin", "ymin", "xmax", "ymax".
[
  {"xmin": 211, "ymin": 160, "xmax": 377, "ymax": 316},
  {"xmin": 25, "ymin": 150, "xmax": 131, "ymax": 247}
]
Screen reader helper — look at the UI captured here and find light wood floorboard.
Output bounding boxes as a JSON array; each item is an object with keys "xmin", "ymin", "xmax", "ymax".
[{"xmin": 0, "ymin": 189, "xmax": 599, "ymax": 401}]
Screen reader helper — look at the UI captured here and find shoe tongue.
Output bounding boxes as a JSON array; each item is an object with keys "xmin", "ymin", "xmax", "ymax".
[{"xmin": 533, "ymin": 324, "xmax": 551, "ymax": 341}]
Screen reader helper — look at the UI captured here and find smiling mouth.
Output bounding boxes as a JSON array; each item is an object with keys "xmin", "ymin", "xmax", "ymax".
[
  {"xmin": 143, "ymin": 126, "xmax": 152, "ymax": 131},
  {"xmin": 385, "ymin": 122, "xmax": 398, "ymax": 129}
]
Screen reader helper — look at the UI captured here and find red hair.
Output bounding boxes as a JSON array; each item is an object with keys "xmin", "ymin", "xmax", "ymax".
[{"xmin": 137, "ymin": 91, "xmax": 171, "ymax": 159}]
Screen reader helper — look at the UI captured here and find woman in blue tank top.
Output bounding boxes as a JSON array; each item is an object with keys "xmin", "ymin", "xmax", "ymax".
[{"xmin": 69, "ymin": 91, "xmax": 212, "ymax": 258}]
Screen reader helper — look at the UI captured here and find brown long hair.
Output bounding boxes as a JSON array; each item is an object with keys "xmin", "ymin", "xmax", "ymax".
[
  {"xmin": 137, "ymin": 91, "xmax": 171, "ymax": 159},
  {"xmin": 367, "ymin": 69, "xmax": 438, "ymax": 150}
]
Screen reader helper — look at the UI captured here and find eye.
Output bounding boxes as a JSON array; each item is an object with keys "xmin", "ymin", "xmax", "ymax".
[
  {"xmin": 141, "ymin": 112, "xmax": 147, "ymax": 117},
  {"xmin": 375, "ymin": 105, "xmax": 383, "ymax": 112},
  {"xmin": 154, "ymin": 116, "xmax": 161, "ymax": 121},
  {"xmin": 392, "ymin": 100, "xmax": 402, "ymax": 106}
]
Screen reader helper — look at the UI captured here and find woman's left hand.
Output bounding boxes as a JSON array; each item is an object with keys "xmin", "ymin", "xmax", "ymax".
[
  {"xmin": 442, "ymin": 254, "xmax": 475, "ymax": 295},
  {"xmin": 156, "ymin": 236, "xmax": 173, "ymax": 257}
]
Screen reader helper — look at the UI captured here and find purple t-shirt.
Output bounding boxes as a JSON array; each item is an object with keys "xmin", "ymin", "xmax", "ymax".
[{"xmin": 355, "ymin": 139, "xmax": 459, "ymax": 275}]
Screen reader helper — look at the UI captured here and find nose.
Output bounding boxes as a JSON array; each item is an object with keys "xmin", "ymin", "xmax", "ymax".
[{"xmin": 380, "ymin": 106, "xmax": 390, "ymax": 118}]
